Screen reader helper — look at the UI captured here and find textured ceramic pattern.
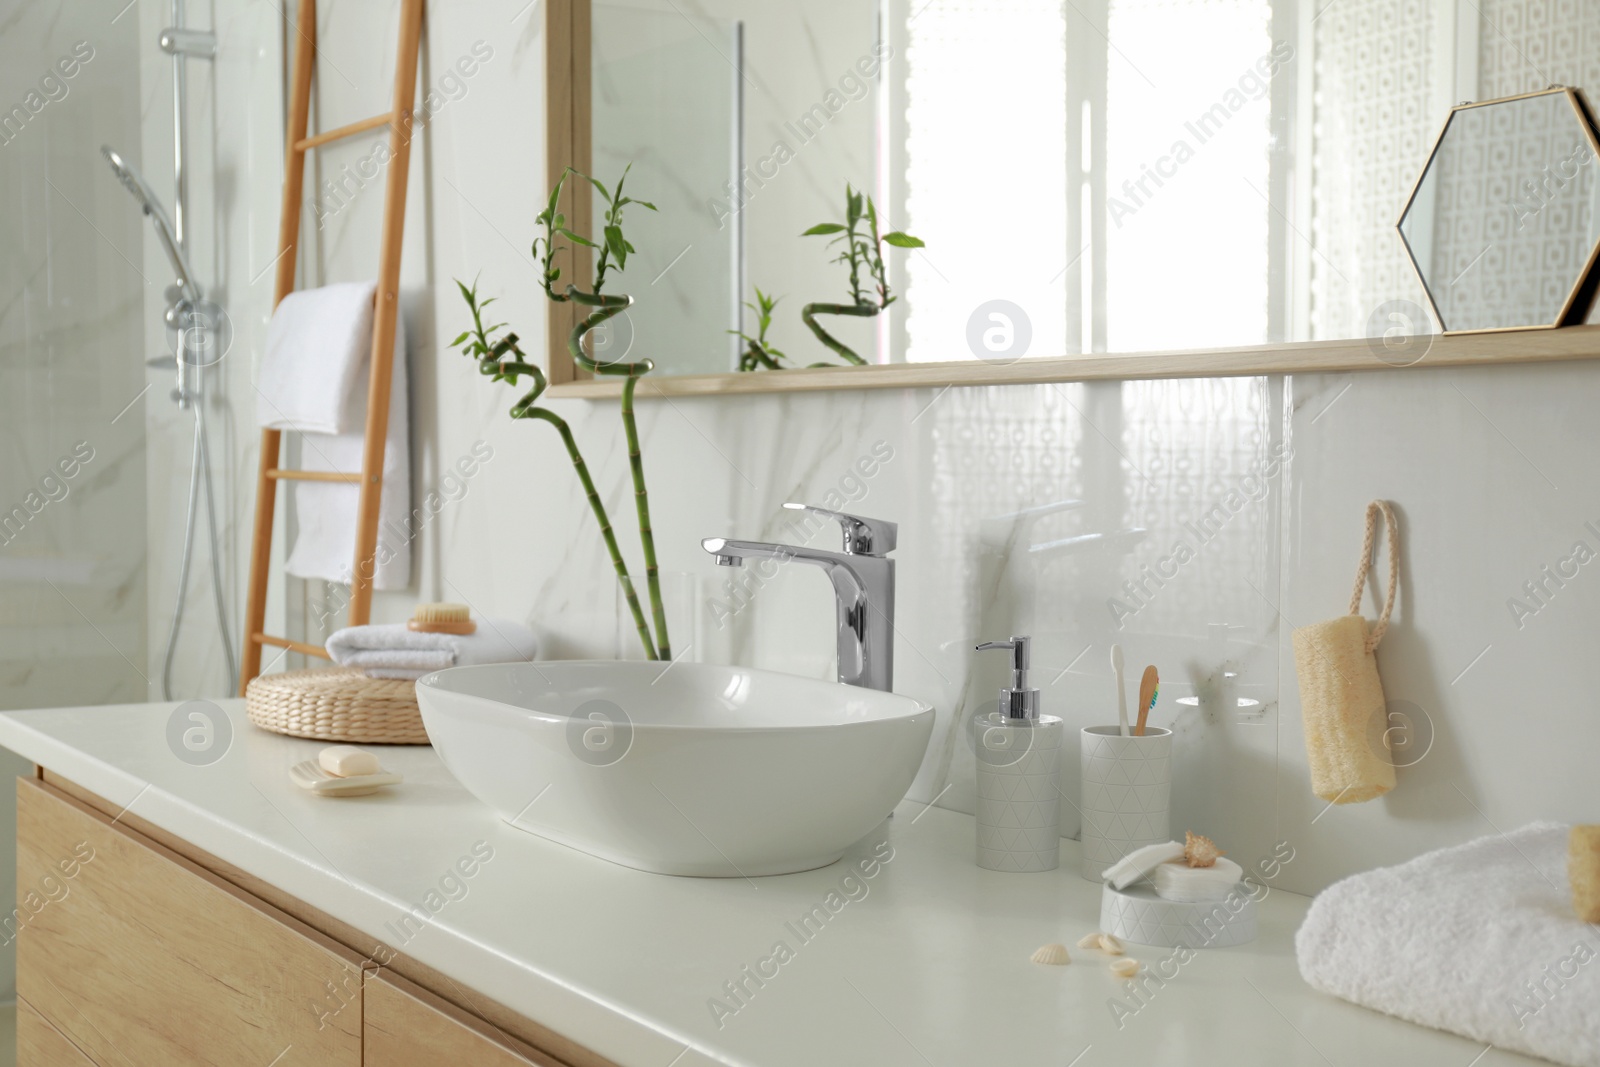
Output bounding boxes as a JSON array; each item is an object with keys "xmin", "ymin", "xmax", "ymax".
[
  {"xmin": 975, "ymin": 718, "xmax": 1062, "ymax": 872},
  {"xmin": 1100, "ymin": 883, "xmax": 1259, "ymax": 949},
  {"xmin": 1080, "ymin": 727, "xmax": 1173, "ymax": 879}
]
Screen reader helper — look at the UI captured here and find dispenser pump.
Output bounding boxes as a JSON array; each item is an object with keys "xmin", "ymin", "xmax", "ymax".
[{"xmin": 974, "ymin": 635, "xmax": 1041, "ymax": 721}]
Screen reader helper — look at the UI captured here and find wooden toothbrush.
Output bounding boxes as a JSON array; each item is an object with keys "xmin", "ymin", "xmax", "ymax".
[{"xmin": 1136, "ymin": 666, "xmax": 1159, "ymax": 736}]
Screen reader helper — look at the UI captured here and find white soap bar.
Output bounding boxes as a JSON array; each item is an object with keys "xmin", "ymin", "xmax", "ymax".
[
  {"xmin": 1152, "ymin": 857, "xmax": 1244, "ymax": 902},
  {"xmin": 319, "ymin": 745, "xmax": 381, "ymax": 778},
  {"xmin": 1101, "ymin": 840, "xmax": 1186, "ymax": 889}
]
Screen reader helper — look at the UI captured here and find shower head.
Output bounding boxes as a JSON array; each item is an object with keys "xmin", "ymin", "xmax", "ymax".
[{"xmin": 102, "ymin": 145, "xmax": 201, "ymax": 302}]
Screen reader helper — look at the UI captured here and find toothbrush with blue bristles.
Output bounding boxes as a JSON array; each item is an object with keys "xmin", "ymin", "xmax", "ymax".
[{"xmin": 1136, "ymin": 666, "xmax": 1159, "ymax": 736}]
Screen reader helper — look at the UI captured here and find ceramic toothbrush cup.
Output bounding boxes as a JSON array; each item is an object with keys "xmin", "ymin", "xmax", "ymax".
[{"xmin": 1079, "ymin": 725, "xmax": 1172, "ymax": 881}]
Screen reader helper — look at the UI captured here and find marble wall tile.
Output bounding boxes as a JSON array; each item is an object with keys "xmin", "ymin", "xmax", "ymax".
[{"xmin": 0, "ymin": 0, "xmax": 151, "ymax": 1003}]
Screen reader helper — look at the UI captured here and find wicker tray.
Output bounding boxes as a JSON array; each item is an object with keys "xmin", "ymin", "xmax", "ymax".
[{"xmin": 245, "ymin": 666, "xmax": 430, "ymax": 744}]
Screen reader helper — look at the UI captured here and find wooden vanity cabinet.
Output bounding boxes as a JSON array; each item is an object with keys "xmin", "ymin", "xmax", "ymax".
[
  {"xmin": 14, "ymin": 777, "xmax": 592, "ymax": 1067},
  {"xmin": 16, "ymin": 777, "xmax": 363, "ymax": 1066},
  {"xmin": 16, "ymin": 1000, "xmax": 94, "ymax": 1067},
  {"xmin": 365, "ymin": 970, "xmax": 558, "ymax": 1066}
]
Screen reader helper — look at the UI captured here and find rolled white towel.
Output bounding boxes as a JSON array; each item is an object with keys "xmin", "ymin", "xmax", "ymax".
[
  {"xmin": 326, "ymin": 619, "xmax": 538, "ymax": 680},
  {"xmin": 1296, "ymin": 822, "xmax": 1600, "ymax": 1067}
]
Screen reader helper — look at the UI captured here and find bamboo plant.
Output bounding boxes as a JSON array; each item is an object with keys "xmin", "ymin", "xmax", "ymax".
[
  {"xmin": 732, "ymin": 288, "xmax": 787, "ymax": 371},
  {"xmin": 451, "ymin": 165, "xmax": 670, "ymax": 661},
  {"xmin": 797, "ymin": 184, "xmax": 924, "ymax": 366}
]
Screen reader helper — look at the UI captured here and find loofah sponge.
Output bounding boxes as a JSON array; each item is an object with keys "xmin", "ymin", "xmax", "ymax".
[
  {"xmin": 1571, "ymin": 825, "xmax": 1600, "ymax": 923},
  {"xmin": 1291, "ymin": 614, "xmax": 1396, "ymax": 804}
]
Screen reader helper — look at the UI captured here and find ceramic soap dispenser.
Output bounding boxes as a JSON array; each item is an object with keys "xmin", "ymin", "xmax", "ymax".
[{"xmin": 973, "ymin": 635, "xmax": 1062, "ymax": 872}]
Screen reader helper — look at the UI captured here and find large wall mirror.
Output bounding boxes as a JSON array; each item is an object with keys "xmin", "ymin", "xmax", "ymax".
[{"xmin": 544, "ymin": 0, "xmax": 1600, "ymax": 396}]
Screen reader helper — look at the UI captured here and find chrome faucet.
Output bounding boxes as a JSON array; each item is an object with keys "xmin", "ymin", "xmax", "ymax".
[{"xmin": 702, "ymin": 503, "xmax": 898, "ymax": 691}]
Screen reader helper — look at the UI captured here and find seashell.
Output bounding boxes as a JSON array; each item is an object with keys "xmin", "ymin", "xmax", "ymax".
[
  {"xmin": 1185, "ymin": 830, "xmax": 1224, "ymax": 868},
  {"xmin": 1110, "ymin": 958, "xmax": 1140, "ymax": 978},
  {"xmin": 1077, "ymin": 932, "xmax": 1104, "ymax": 949},
  {"xmin": 1098, "ymin": 933, "xmax": 1124, "ymax": 955},
  {"xmin": 1030, "ymin": 943, "xmax": 1071, "ymax": 965}
]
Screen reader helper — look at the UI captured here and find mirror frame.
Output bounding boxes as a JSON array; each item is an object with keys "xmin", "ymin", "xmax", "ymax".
[
  {"xmin": 1398, "ymin": 87, "xmax": 1600, "ymax": 337},
  {"xmin": 542, "ymin": 0, "xmax": 1600, "ymax": 399}
]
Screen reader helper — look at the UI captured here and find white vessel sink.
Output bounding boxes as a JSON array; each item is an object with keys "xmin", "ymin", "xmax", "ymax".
[{"xmin": 415, "ymin": 661, "xmax": 936, "ymax": 877}]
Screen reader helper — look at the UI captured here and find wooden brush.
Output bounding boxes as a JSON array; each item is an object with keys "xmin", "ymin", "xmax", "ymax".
[
  {"xmin": 407, "ymin": 602, "xmax": 476, "ymax": 635},
  {"xmin": 1136, "ymin": 665, "xmax": 1159, "ymax": 736}
]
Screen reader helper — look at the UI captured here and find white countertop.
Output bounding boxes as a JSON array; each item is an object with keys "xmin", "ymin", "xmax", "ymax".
[{"xmin": 0, "ymin": 701, "xmax": 1545, "ymax": 1067}]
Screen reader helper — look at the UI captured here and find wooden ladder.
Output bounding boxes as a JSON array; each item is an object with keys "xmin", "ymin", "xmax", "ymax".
[{"xmin": 238, "ymin": 0, "xmax": 424, "ymax": 695}]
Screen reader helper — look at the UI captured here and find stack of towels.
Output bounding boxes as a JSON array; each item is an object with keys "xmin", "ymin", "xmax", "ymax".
[
  {"xmin": 256, "ymin": 280, "xmax": 410, "ymax": 589},
  {"xmin": 1297, "ymin": 823, "xmax": 1599, "ymax": 1067},
  {"xmin": 326, "ymin": 620, "xmax": 538, "ymax": 680}
]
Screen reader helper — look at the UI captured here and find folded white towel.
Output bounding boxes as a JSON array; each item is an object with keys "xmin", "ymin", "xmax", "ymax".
[
  {"xmin": 1296, "ymin": 823, "xmax": 1599, "ymax": 1067},
  {"xmin": 257, "ymin": 281, "xmax": 379, "ymax": 435},
  {"xmin": 283, "ymin": 309, "xmax": 410, "ymax": 590},
  {"xmin": 326, "ymin": 619, "xmax": 538, "ymax": 680}
]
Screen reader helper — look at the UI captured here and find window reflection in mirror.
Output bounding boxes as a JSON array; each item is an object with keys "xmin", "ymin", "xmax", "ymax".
[{"xmin": 592, "ymin": 0, "xmax": 1599, "ymax": 375}]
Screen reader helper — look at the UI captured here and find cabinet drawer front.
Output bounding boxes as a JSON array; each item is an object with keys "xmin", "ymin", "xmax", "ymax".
[
  {"xmin": 365, "ymin": 971, "xmax": 558, "ymax": 1067},
  {"xmin": 16, "ymin": 778, "xmax": 363, "ymax": 1067},
  {"xmin": 18, "ymin": 998, "xmax": 96, "ymax": 1066}
]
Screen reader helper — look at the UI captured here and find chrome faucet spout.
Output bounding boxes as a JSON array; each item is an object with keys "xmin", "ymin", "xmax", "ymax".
[{"xmin": 701, "ymin": 508, "xmax": 898, "ymax": 691}]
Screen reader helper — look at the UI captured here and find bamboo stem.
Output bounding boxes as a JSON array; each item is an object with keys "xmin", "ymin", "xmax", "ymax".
[
  {"xmin": 524, "ymin": 406, "xmax": 658, "ymax": 661},
  {"xmin": 620, "ymin": 374, "xmax": 670, "ymax": 660},
  {"xmin": 565, "ymin": 288, "xmax": 670, "ymax": 660},
  {"xmin": 454, "ymin": 286, "xmax": 660, "ymax": 661},
  {"xmin": 801, "ymin": 302, "xmax": 876, "ymax": 365}
]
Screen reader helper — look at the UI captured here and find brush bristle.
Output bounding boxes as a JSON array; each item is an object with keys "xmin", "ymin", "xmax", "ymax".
[{"xmin": 413, "ymin": 602, "xmax": 470, "ymax": 624}]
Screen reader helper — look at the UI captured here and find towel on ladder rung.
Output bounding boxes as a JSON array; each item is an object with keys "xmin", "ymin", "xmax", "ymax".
[{"xmin": 278, "ymin": 292, "xmax": 411, "ymax": 592}]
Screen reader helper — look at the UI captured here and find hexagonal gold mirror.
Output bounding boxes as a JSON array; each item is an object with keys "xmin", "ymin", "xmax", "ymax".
[{"xmin": 1398, "ymin": 87, "xmax": 1600, "ymax": 335}]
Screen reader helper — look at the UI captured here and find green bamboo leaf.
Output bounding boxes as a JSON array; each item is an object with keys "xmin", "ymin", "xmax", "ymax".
[
  {"xmin": 604, "ymin": 225, "xmax": 628, "ymax": 268},
  {"xmin": 882, "ymin": 232, "xmax": 925, "ymax": 248},
  {"xmin": 803, "ymin": 223, "xmax": 846, "ymax": 236},
  {"xmin": 451, "ymin": 331, "xmax": 470, "ymax": 346},
  {"xmin": 557, "ymin": 228, "xmax": 598, "ymax": 247}
]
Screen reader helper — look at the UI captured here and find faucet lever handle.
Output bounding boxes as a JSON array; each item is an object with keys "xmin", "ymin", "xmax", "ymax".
[{"xmin": 782, "ymin": 503, "xmax": 898, "ymax": 556}]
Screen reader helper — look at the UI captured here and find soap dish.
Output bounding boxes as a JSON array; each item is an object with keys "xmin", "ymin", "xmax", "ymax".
[
  {"xmin": 1100, "ymin": 882, "xmax": 1258, "ymax": 948},
  {"xmin": 289, "ymin": 760, "xmax": 402, "ymax": 796}
]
